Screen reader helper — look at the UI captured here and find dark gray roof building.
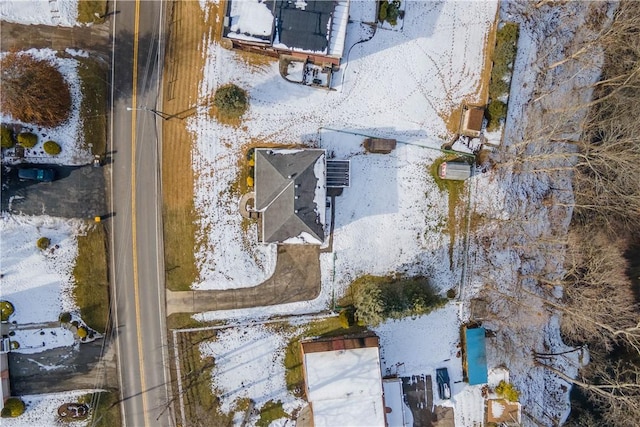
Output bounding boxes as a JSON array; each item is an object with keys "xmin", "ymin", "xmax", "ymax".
[
  {"xmin": 273, "ymin": 0, "xmax": 334, "ymax": 53},
  {"xmin": 255, "ymin": 149, "xmax": 326, "ymax": 244},
  {"xmin": 224, "ymin": 0, "xmax": 350, "ymax": 66}
]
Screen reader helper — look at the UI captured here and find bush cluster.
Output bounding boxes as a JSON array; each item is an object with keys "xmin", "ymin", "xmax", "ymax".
[
  {"xmin": 77, "ymin": 326, "xmax": 88, "ymax": 339},
  {"xmin": 486, "ymin": 100, "xmax": 508, "ymax": 131},
  {"xmin": 351, "ymin": 275, "xmax": 447, "ymax": 326},
  {"xmin": 0, "ymin": 300, "xmax": 15, "ymax": 322},
  {"xmin": 43, "ymin": 140, "xmax": 61, "ymax": 155},
  {"xmin": 213, "ymin": 83, "xmax": 248, "ymax": 119},
  {"xmin": 1, "ymin": 398, "xmax": 25, "ymax": 418},
  {"xmin": 379, "ymin": 0, "xmax": 402, "ymax": 26},
  {"xmin": 17, "ymin": 132, "xmax": 37, "ymax": 148},
  {"xmin": 495, "ymin": 380, "xmax": 520, "ymax": 402},
  {"xmin": 338, "ymin": 307, "xmax": 356, "ymax": 328},
  {"xmin": 486, "ymin": 22, "xmax": 519, "ymax": 130},
  {"xmin": 489, "ymin": 23, "xmax": 518, "ymax": 97},
  {"xmin": 1, "ymin": 126, "xmax": 15, "ymax": 148},
  {"xmin": 59, "ymin": 312, "xmax": 72, "ymax": 323},
  {"xmin": 37, "ymin": 237, "xmax": 51, "ymax": 250}
]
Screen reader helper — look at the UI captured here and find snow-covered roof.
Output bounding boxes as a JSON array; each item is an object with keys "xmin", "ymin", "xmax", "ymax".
[
  {"xmin": 382, "ymin": 378, "xmax": 411, "ymax": 427},
  {"xmin": 228, "ymin": 0, "xmax": 274, "ymax": 40},
  {"xmin": 224, "ymin": 0, "xmax": 350, "ymax": 60},
  {"xmin": 302, "ymin": 338, "xmax": 385, "ymax": 426}
]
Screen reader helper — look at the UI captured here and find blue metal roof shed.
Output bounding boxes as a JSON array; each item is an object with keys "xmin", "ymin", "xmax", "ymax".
[{"xmin": 465, "ymin": 327, "xmax": 488, "ymax": 385}]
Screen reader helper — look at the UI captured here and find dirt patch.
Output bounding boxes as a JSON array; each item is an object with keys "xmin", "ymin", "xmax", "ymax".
[
  {"xmin": 73, "ymin": 222, "xmax": 109, "ymax": 332},
  {"xmin": 432, "ymin": 406, "xmax": 455, "ymax": 427},
  {"xmin": 237, "ymin": 49, "xmax": 278, "ymax": 69}
]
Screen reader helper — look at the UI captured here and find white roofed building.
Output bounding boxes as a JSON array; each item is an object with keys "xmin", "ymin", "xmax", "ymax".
[{"xmin": 300, "ymin": 335, "xmax": 388, "ymax": 426}]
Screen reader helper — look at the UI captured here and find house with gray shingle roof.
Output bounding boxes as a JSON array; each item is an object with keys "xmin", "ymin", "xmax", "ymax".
[
  {"xmin": 223, "ymin": 0, "xmax": 350, "ymax": 66},
  {"xmin": 254, "ymin": 148, "xmax": 326, "ymax": 244}
]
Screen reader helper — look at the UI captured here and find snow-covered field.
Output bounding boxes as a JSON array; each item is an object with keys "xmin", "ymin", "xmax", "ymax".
[
  {"xmin": 0, "ymin": 0, "xmax": 610, "ymax": 426},
  {"xmin": 0, "ymin": 0, "xmax": 79, "ymax": 27},
  {"xmin": 190, "ymin": 0, "xmax": 497, "ymax": 291},
  {"xmin": 0, "ymin": 214, "xmax": 91, "ymax": 424}
]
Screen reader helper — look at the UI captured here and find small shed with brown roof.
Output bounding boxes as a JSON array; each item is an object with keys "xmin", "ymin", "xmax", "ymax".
[{"xmin": 459, "ymin": 104, "xmax": 485, "ymax": 138}]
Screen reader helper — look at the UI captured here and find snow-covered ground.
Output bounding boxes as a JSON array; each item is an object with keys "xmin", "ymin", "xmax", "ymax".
[
  {"xmin": 186, "ymin": 0, "xmax": 500, "ymax": 425},
  {"xmin": 463, "ymin": 1, "xmax": 616, "ymax": 425},
  {"xmin": 0, "ymin": 390, "xmax": 94, "ymax": 427},
  {"xmin": 1, "ymin": 5, "xmax": 98, "ymax": 427},
  {"xmin": 190, "ymin": 0, "xmax": 496, "ymax": 292},
  {"xmin": 1, "ymin": 48, "xmax": 92, "ymax": 166},
  {"xmin": 186, "ymin": 0, "xmax": 615, "ymax": 426},
  {"xmin": 0, "ymin": 215, "xmax": 83, "ymax": 349},
  {"xmin": 0, "ymin": 0, "xmax": 79, "ymax": 27},
  {"xmin": 0, "ymin": 215, "xmax": 81, "ymax": 325},
  {"xmin": 0, "ymin": 0, "xmax": 611, "ymax": 426},
  {"xmin": 199, "ymin": 323, "xmax": 305, "ymax": 426}
]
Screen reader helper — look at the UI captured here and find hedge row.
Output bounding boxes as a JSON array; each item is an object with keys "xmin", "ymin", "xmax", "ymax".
[{"xmin": 486, "ymin": 22, "xmax": 519, "ymax": 131}]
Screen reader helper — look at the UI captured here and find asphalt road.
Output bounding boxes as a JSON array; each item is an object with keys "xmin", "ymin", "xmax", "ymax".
[{"xmin": 109, "ymin": 1, "xmax": 172, "ymax": 426}]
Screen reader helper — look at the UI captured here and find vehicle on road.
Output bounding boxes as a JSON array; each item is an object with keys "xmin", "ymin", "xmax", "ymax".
[
  {"xmin": 18, "ymin": 168, "xmax": 55, "ymax": 182},
  {"xmin": 436, "ymin": 367, "xmax": 451, "ymax": 400}
]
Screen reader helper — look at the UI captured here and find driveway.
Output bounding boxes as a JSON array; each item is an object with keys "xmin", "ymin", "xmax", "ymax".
[
  {"xmin": 1, "ymin": 164, "xmax": 107, "ymax": 218},
  {"xmin": 8, "ymin": 338, "xmax": 118, "ymax": 395}
]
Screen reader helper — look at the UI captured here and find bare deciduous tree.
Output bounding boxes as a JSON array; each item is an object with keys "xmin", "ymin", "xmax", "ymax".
[{"xmin": 536, "ymin": 355, "xmax": 640, "ymax": 427}]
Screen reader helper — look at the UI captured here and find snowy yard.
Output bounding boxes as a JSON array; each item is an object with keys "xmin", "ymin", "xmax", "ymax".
[
  {"xmin": 0, "ymin": 0, "xmax": 610, "ymax": 425},
  {"xmin": 185, "ymin": 0, "xmax": 616, "ymax": 426},
  {"xmin": 190, "ymin": 0, "xmax": 496, "ymax": 291},
  {"xmin": 0, "ymin": 0, "xmax": 79, "ymax": 27},
  {"xmin": 187, "ymin": 0, "xmax": 500, "ymax": 425},
  {"xmin": 0, "ymin": 4, "xmax": 102, "ymax": 426},
  {"xmin": 0, "ymin": 390, "xmax": 95, "ymax": 427},
  {"xmin": 0, "ymin": 215, "xmax": 82, "ymax": 345}
]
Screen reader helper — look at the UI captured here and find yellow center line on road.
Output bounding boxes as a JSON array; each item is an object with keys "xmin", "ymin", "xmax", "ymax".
[{"xmin": 131, "ymin": 0, "xmax": 150, "ymax": 425}]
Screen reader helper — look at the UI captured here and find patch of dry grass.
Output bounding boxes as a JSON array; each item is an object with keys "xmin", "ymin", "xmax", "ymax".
[{"xmin": 73, "ymin": 223, "xmax": 109, "ymax": 332}]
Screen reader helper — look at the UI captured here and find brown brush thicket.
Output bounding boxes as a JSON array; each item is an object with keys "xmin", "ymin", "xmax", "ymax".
[
  {"xmin": 538, "ymin": 2, "xmax": 640, "ymax": 426},
  {"xmin": 572, "ymin": 0, "xmax": 640, "ymax": 234},
  {"xmin": 558, "ymin": 227, "xmax": 638, "ymax": 352},
  {"xmin": 0, "ymin": 52, "xmax": 72, "ymax": 127}
]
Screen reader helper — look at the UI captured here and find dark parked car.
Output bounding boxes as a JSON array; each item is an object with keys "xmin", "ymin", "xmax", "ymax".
[
  {"xmin": 436, "ymin": 368, "xmax": 451, "ymax": 400},
  {"xmin": 18, "ymin": 168, "xmax": 55, "ymax": 182}
]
